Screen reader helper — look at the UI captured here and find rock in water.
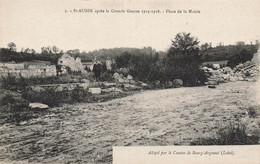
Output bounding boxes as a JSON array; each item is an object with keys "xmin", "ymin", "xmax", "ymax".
[{"xmin": 29, "ymin": 103, "xmax": 49, "ymax": 109}]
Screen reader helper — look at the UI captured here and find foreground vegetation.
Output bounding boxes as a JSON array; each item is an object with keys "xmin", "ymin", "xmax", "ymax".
[{"xmin": 191, "ymin": 121, "xmax": 260, "ymax": 145}]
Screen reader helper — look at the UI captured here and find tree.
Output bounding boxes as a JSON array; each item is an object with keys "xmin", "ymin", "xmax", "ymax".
[
  {"xmin": 52, "ymin": 46, "xmax": 59, "ymax": 54},
  {"xmin": 67, "ymin": 49, "xmax": 80, "ymax": 59},
  {"xmin": 41, "ymin": 47, "xmax": 52, "ymax": 55},
  {"xmin": 200, "ymin": 43, "xmax": 212, "ymax": 51},
  {"xmin": 227, "ymin": 48, "xmax": 254, "ymax": 68},
  {"xmin": 31, "ymin": 49, "xmax": 36, "ymax": 54},
  {"xmin": 164, "ymin": 32, "xmax": 206, "ymax": 86},
  {"xmin": 168, "ymin": 32, "xmax": 200, "ymax": 57},
  {"xmin": 7, "ymin": 42, "xmax": 16, "ymax": 52}
]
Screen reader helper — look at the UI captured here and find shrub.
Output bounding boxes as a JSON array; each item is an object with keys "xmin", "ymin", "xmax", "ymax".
[
  {"xmin": 0, "ymin": 93, "xmax": 31, "ymax": 124},
  {"xmin": 115, "ymin": 52, "xmax": 161, "ymax": 82},
  {"xmin": 247, "ymin": 106, "xmax": 258, "ymax": 118},
  {"xmin": 100, "ymin": 72, "xmax": 114, "ymax": 82},
  {"xmin": 70, "ymin": 85, "xmax": 86, "ymax": 102},
  {"xmin": 190, "ymin": 122, "xmax": 260, "ymax": 145},
  {"xmin": 0, "ymin": 74, "xmax": 18, "ymax": 90},
  {"xmin": 227, "ymin": 48, "xmax": 255, "ymax": 68},
  {"xmin": 0, "ymin": 93, "xmax": 28, "ymax": 109},
  {"xmin": 22, "ymin": 88, "xmax": 62, "ymax": 107}
]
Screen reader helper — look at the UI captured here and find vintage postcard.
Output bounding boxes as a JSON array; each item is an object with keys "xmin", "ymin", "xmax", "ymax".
[{"xmin": 0, "ymin": 0, "xmax": 260, "ymax": 163}]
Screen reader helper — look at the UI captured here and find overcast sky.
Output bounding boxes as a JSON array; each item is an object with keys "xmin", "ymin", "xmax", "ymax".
[{"xmin": 0, "ymin": 0, "xmax": 260, "ymax": 53}]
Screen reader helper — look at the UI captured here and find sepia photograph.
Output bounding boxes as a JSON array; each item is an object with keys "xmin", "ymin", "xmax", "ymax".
[{"xmin": 0, "ymin": 0, "xmax": 260, "ymax": 163}]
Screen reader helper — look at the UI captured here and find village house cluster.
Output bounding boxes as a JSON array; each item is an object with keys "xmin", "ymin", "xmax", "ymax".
[
  {"xmin": 0, "ymin": 61, "xmax": 56, "ymax": 78},
  {"xmin": 0, "ymin": 54, "xmax": 114, "ymax": 78}
]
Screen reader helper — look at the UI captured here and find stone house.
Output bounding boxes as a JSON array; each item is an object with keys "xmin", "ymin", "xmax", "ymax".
[{"xmin": 57, "ymin": 54, "xmax": 86, "ymax": 73}]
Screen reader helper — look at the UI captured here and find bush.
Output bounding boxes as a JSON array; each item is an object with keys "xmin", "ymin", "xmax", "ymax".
[
  {"xmin": 70, "ymin": 85, "xmax": 86, "ymax": 103},
  {"xmin": 0, "ymin": 94, "xmax": 16, "ymax": 106},
  {"xmin": 0, "ymin": 93, "xmax": 31, "ymax": 124},
  {"xmin": 163, "ymin": 56, "xmax": 207, "ymax": 86},
  {"xmin": 247, "ymin": 106, "xmax": 258, "ymax": 118},
  {"xmin": 115, "ymin": 52, "xmax": 161, "ymax": 82},
  {"xmin": 227, "ymin": 48, "xmax": 255, "ymax": 68},
  {"xmin": 22, "ymin": 88, "xmax": 62, "ymax": 107},
  {"xmin": 100, "ymin": 72, "xmax": 114, "ymax": 82},
  {"xmin": 0, "ymin": 93, "xmax": 28, "ymax": 108},
  {"xmin": 191, "ymin": 122, "xmax": 260, "ymax": 145},
  {"xmin": 0, "ymin": 74, "xmax": 21, "ymax": 90}
]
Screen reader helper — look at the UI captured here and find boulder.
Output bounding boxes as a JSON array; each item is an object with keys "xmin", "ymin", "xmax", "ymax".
[
  {"xmin": 127, "ymin": 74, "xmax": 133, "ymax": 80},
  {"xmin": 102, "ymin": 87, "xmax": 123, "ymax": 93},
  {"xmin": 113, "ymin": 73, "xmax": 120, "ymax": 79},
  {"xmin": 118, "ymin": 74, "xmax": 124, "ymax": 79},
  {"xmin": 81, "ymin": 79, "xmax": 90, "ymax": 83},
  {"xmin": 73, "ymin": 78, "xmax": 80, "ymax": 83},
  {"xmin": 207, "ymin": 68, "xmax": 214, "ymax": 72},
  {"xmin": 208, "ymin": 85, "xmax": 216, "ymax": 89},
  {"xmin": 235, "ymin": 63, "xmax": 244, "ymax": 70},
  {"xmin": 117, "ymin": 78, "xmax": 125, "ymax": 83},
  {"xmin": 55, "ymin": 85, "xmax": 64, "ymax": 92},
  {"xmin": 103, "ymin": 82, "xmax": 116, "ymax": 87},
  {"xmin": 223, "ymin": 74, "xmax": 231, "ymax": 80},
  {"xmin": 79, "ymin": 83, "xmax": 89, "ymax": 89},
  {"xmin": 124, "ymin": 84, "xmax": 142, "ymax": 91},
  {"xmin": 29, "ymin": 103, "xmax": 49, "ymax": 109},
  {"xmin": 31, "ymin": 86, "xmax": 45, "ymax": 92},
  {"xmin": 173, "ymin": 79, "xmax": 183, "ymax": 86},
  {"xmin": 168, "ymin": 81, "xmax": 173, "ymax": 88},
  {"xmin": 205, "ymin": 81, "xmax": 218, "ymax": 85},
  {"xmin": 141, "ymin": 82, "xmax": 148, "ymax": 87},
  {"xmin": 89, "ymin": 88, "xmax": 101, "ymax": 94},
  {"xmin": 119, "ymin": 67, "xmax": 129, "ymax": 75},
  {"xmin": 129, "ymin": 79, "xmax": 136, "ymax": 84},
  {"xmin": 212, "ymin": 64, "xmax": 220, "ymax": 69}
]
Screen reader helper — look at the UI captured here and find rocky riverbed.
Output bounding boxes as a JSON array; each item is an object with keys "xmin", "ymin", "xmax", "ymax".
[{"xmin": 0, "ymin": 81, "xmax": 259, "ymax": 163}]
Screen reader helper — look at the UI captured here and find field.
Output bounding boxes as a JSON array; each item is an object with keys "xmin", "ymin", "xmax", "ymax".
[{"xmin": 0, "ymin": 81, "xmax": 259, "ymax": 163}]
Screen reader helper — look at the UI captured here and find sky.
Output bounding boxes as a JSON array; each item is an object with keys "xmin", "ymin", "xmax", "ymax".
[{"xmin": 0, "ymin": 0, "xmax": 260, "ymax": 53}]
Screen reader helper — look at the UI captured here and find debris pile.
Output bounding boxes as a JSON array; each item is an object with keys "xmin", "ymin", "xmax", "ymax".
[
  {"xmin": 113, "ymin": 73, "xmax": 135, "ymax": 84},
  {"xmin": 203, "ymin": 61, "xmax": 259, "ymax": 85}
]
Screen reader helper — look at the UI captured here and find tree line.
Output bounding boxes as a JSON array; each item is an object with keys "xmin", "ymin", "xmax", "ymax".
[{"xmin": 0, "ymin": 33, "xmax": 258, "ymax": 86}]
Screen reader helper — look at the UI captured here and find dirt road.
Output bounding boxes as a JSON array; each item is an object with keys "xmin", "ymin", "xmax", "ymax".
[{"xmin": 0, "ymin": 81, "xmax": 259, "ymax": 163}]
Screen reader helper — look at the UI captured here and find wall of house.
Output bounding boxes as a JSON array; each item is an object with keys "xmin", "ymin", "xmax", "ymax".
[
  {"xmin": 0, "ymin": 62, "xmax": 56, "ymax": 77},
  {"xmin": 57, "ymin": 54, "xmax": 86, "ymax": 73}
]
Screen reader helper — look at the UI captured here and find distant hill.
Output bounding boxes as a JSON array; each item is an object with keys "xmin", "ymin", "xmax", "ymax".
[
  {"xmin": 79, "ymin": 47, "xmax": 166, "ymax": 62},
  {"xmin": 200, "ymin": 44, "xmax": 258, "ymax": 62}
]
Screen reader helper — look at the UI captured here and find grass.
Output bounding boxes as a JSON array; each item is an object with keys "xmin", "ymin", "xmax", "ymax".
[{"xmin": 190, "ymin": 122, "xmax": 260, "ymax": 145}]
